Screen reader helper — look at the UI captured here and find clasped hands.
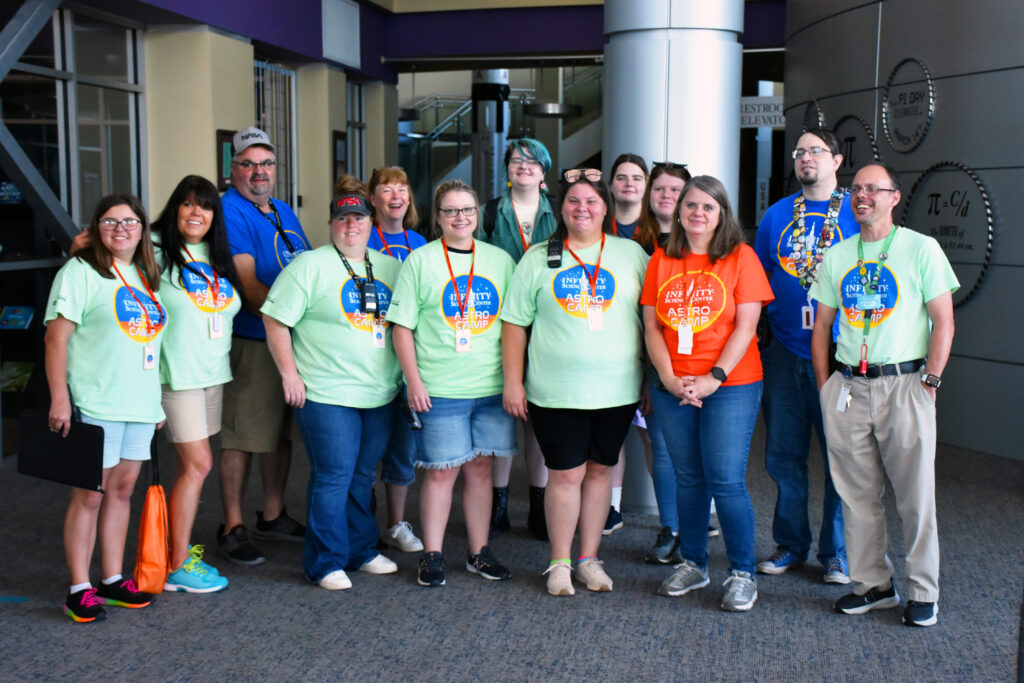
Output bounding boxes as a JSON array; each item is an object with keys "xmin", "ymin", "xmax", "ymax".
[{"xmin": 662, "ymin": 373, "xmax": 722, "ymax": 408}]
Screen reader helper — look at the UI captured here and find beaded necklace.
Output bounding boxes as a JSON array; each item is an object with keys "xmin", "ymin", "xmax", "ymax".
[{"xmin": 790, "ymin": 187, "xmax": 846, "ymax": 287}]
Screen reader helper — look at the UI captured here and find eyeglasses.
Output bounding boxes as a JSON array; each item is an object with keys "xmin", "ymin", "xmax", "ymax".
[
  {"xmin": 653, "ymin": 161, "xmax": 688, "ymax": 170},
  {"xmin": 232, "ymin": 160, "xmax": 276, "ymax": 170},
  {"xmin": 439, "ymin": 207, "xmax": 478, "ymax": 217},
  {"xmin": 792, "ymin": 146, "xmax": 832, "ymax": 160},
  {"xmin": 97, "ymin": 217, "xmax": 142, "ymax": 231},
  {"xmin": 563, "ymin": 168, "xmax": 602, "ymax": 183},
  {"xmin": 509, "ymin": 157, "xmax": 541, "ymax": 168},
  {"xmin": 849, "ymin": 184, "xmax": 897, "ymax": 196}
]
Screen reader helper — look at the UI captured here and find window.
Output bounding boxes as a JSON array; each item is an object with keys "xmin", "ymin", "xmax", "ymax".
[
  {"xmin": 347, "ymin": 80, "xmax": 366, "ymax": 179},
  {"xmin": 254, "ymin": 60, "xmax": 297, "ymax": 207}
]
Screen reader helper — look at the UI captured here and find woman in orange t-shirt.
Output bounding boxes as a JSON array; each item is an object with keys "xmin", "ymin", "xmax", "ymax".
[{"xmin": 640, "ymin": 175, "xmax": 773, "ymax": 612}]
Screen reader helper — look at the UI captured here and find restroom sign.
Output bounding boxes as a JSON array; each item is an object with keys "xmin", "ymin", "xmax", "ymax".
[{"xmin": 740, "ymin": 97, "xmax": 784, "ymax": 128}]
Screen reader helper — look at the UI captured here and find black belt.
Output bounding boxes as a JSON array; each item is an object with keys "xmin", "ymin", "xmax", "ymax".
[{"xmin": 839, "ymin": 359, "xmax": 924, "ymax": 379}]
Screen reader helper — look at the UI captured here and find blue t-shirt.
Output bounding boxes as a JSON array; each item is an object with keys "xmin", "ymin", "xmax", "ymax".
[
  {"xmin": 222, "ymin": 186, "xmax": 311, "ymax": 339},
  {"xmin": 754, "ymin": 190, "xmax": 859, "ymax": 359},
  {"xmin": 613, "ymin": 219, "xmax": 638, "ymax": 240},
  {"xmin": 367, "ymin": 226, "xmax": 428, "ymax": 263}
]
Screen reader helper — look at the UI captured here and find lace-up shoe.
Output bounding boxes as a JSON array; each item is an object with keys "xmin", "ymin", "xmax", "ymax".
[
  {"xmin": 645, "ymin": 527, "xmax": 681, "ymax": 565},
  {"xmin": 721, "ymin": 571, "xmax": 758, "ymax": 611},
  {"xmin": 64, "ymin": 587, "xmax": 107, "ymax": 623},
  {"xmin": 575, "ymin": 558, "xmax": 613, "ymax": 591},
  {"xmin": 165, "ymin": 545, "xmax": 229, "ymax": 593},
  {"xmin": 543, "ymin": 562, "xmax": 574, "ymax": 596},
  {"xmin": 602, "ymin": 507, "xmax": 624, "ymax": 535},
  {"xmin": 253, "ymin": 508, "xmax": 305, "ymax": 542},
  {"xmin": 417, "ymin": 551, "xmax": 445, "ymax": 587},
  {"xmin": 384, "ymin": 521, "xmax": 424, "ymax": 552},
  {"xmin": 95, "ymin": 579, "xmax": 153, "ymax": 608},
  {"xmin": 216, "ymin": 524, "xmax": 265, "ymax": 566},
  {"xmin": 756, "ymin": 549, "xmax": 804, "ymax": 575},
  {"xmin": 903, "ymin": 600, "xmax": 938, "ymax": 627},
  {"xmin": 658, "ymin": 560, "xmax": 710, "ymax": 597},
  {"xmin": 834, "ymin": 585, "xmax": 900, "ymax": 614},
  {"xmin": 466, "ymin": 546, "xmax": 511, "ymax": 581},
  {"xmin": 823, "ymin": 556, "xmax": 851, "ymax": 584}
]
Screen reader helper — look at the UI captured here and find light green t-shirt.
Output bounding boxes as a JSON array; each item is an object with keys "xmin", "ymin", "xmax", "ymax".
[
  {"xmin": 500, "ymin": 235, "xmax": 649, "ymax": 409},
  {"xmin": 157, "ymin": 241, "xmax": 242, "ymax": 390},
  {"xmin": 810, "ymin": 226, "xmax": 959, "ymax": 365},
  {"xmin": 44, "ymin": 257, "xmax": 167, "ymax": 423},
  {"xmin": 386, "ymin": 239, "xmax": 515, "ymax": 399},
  {"xmin": 261, "ymin": 245, "xmax": 402, "ymax": 409}
]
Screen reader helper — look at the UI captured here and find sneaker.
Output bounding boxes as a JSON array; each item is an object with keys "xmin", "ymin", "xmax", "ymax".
[
  {"xmin": 95, "ymin": 579, "xmax": 153, "ymax": 609},
  {"xmin": 417, "ymin": 551, "xmax": 445, "ymax": 587},
  {"xmin": 823, "ymin": 556, "xmax": 851, "ymax": 585},
  {"xmin": 165, "ymin": 546, "xmax": 229, "ymax": 593},
  {"xmin": 707, "ymin": 525, "xmax": 720, "ymax": 538},
  {"xmin": 64, "ymin": 587, "xmax": 106, "ymax": 623},
  {"xmin": 359, "ymin": 553, "xmax": 398, "ymax": 574},
  {"xmin": 466, "ymin": 546, "xmax": 511, "ymax": 581},
  {"xmin": 834, "ymin": 585, "xmax": 900, "ymax": 615},
  {"xmin": 602, "ymin": 507, "xmax": 624, "ymax": 535},
  {"xmin": 189, "ymin": 545, "xmax": 221, "ymax": 576},
  {"xmin": 721, "ymin": 570, "xmax": 758, "ymax": 612},
  {"xmin": 903, "ymin": 600, "xmax": 939, "ymax": 627},
  {"xmin": 216, "ymin": 524, "xmax": 265, "ymax": 566},
  {"xmin": 756, "ymin": 549, "xmax": 804, "ymax": 575},
  {"xmin": 658, "ymin": 560, "xmax": 710, "ymax": 597},
  {"xmin": 252, "ymin": 508, "xmax": 305, "ymax": 542},
  {"xmin": 644, "ymin": 527, "xmax": 681, "ymax": 565},
  {"xmin": 543, "ymin": 562, "xmax": 575, "ymax": 596},
  {"xmin": 384, "ymin": 521, "xmax": 424, "ymax": 553},
  {"xmin": 575, "ymin": 558, "xmax": 613, "ymax": 592},
  {"xmin": 318, "ymin": 569, "xmax": 351, "ymax": 591}
]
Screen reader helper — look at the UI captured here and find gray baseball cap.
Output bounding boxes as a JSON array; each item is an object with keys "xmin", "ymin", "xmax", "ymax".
[{"xmin": 233, "ymin": 126, "xmax": 275, "ymax": 156}]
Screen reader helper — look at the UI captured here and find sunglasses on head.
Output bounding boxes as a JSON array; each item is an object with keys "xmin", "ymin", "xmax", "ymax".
[
  {"xmin": 653, "ymin": 161, "xmax": 688, "ymax": 170},
  {"xmin": 562, "ymin": 168, "xmax": 602, "ymax": 183}
]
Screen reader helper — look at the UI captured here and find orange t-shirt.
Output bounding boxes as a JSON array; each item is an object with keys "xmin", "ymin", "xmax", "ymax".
[{"xmin": 640, "ymin": 244, "xmax": 774, "ymax": 386}]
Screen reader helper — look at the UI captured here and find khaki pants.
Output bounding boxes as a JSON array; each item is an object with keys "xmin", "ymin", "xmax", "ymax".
[{"xmin": 820, "ymin": 371, "xmax": 940, "ymax": 602}]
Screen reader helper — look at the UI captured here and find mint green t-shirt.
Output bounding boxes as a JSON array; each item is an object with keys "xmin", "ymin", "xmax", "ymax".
[
  {"xmin": 500, "ymin": 235, "xmax": 649, "ymax": 409},
  {"xmin": 261, "ymin": 245, "xmax": 402, "ymax": 409},
  {"xmin": 386, "ymin": 239, "xmax": 515, "ymax": 399},
  {"xmin": 44, "ymin": 257, "xmax": 167, "ymax": 423},
  {"xmin": 809, "ymin": 227, "xmax": 959, "ymax": 366},
  {"xmin": 157, "ymin": 241, "xmax": 241, "ymax": 390}
]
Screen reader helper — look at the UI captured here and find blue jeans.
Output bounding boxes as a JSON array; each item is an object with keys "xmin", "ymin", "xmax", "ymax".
[
  {"xmin": 652, "ymin": 381, "xmax": 762, "ymax": 574},
  {"xmin": 762, "ymin": 338, "xmax": 845, "ymax": 564},
  {"xmin": 644, "ymin": 377, "xmax": 677, "ymax": 532},
  {"xmin": 295, "ymin": 399, "xmax": 390, "ymax": 582},
  {"xmin": 380, "ymin": 395, "xmax": 416, "ymax": 486}
]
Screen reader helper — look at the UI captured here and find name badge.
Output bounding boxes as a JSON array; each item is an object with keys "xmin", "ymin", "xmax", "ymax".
[
  {"xmin": 587, "ymin": 305, "xmax": 603, "ymax": 331},
  {"xmin": 143, "ymin": 343, "xmax": 157, "ymax": 370},
  {"xmin": 835, "ymin": 381, "xmax": 852, "ymax": 413},
  {"xmin": 455, "ymin": 326, "xmax": 472, "ymax": 352},
  {"xmin": 676, "ymin": 322, "xmax": 693, "ymax": 355},
  {"xmin": 855, "ymin": 294, "xmax": 882, "ymax": 311},
  {"xmin": 801, "ymin": 304, "xmax": 814, "ymax": 330},
  {"xmin": 209, "ymin": 313, "xmax": 224, "ymax": 339},
  {"xmin": 372, "ymin": 320, "xmax": 386, "ymax": 348}
]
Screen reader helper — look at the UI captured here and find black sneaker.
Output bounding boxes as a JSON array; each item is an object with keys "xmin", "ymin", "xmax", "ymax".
[
  {"xmin": 64, "ymin": 587, "xmax": 107, "ymax": 623},
  {"xmin": 834, "ymin": 585, "xmax": 900, "ymax": 615},
  {"xmin": 466, "ymin": 545, "xmax": 511, "ymax": 581},
  {"xmin": 903, "ymin": 600, "xmax": 938, "ymax": 627},
  {"xmin": 602, "ymin": 506, "xmax": 624, "ymax": 535},
  {"xmin": 644, "ymin": 527, "xmax": 681, "ymax": 564},
  {"xmin": 253, "ymin": 508, "xmax": 305, "ymax": 542},
  {"xmin": 95, "ymin": 579, "xmax": 153, "ymax": 609},
  {"xmin": 417, "ymin": 551, "xmax": 446, "ymax": 587},
  {"xmin": 217, "ymin": 524, "xmax": 266, "ymax": 565}
]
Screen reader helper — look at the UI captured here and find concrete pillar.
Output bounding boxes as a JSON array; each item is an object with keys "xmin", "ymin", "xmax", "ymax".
[{"xmin": 470, "ymin": 69, "xmax": 510, "ymax": 202}]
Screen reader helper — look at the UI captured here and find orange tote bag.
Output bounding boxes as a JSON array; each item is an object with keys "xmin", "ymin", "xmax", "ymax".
[{"xmin": 134, "ymin": 437, "xmax": 169, "ymax": 593}]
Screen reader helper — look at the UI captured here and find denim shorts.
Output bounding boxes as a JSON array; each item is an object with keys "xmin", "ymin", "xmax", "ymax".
[
  {"xmin": 413, "ymin": 394, "xmax": 516, "ymax": 469},
  {"xmin": 80, "ymin": 415, "xmax": 155, "ymax": 469}
]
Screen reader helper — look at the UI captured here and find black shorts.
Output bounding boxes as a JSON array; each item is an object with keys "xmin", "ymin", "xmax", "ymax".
[{"xmin": 528, "ymin": 402, "xmax": 638, "ymax": 471}]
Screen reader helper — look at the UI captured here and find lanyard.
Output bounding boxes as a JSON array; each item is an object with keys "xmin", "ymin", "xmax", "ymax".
[
  {"xmin": 855, "ymin": 227, "xmax": 898, "ymax": 338},
  {"xmin": 112, "ymin": 263, "xmax": 164, "ymax": 337},
  {"xmin": 335, "ymin": 246, "xmax": 377, "ymax": 315},
  {"xmin": 441, "ymin": 238, "xmax": 475, "ymax": 317},
  {"xmin": 252, "ymin": 200, "xmax": 296, "ymax": 253},
  {"xmin": 611, "ymin": 219, "xmax": 618, "ymax": 237},
  {"xmin": 182, "ymin": 245, "xmax": 221, "ymax": 311},
  {"xmin": 510, "ymin": 204, "xmax": 530, "ymax": 254},
  {"xmin": 374, "ymin": 224, "xmax": 412, "ymax": 258},
  {"xmin": 564, "ymin": 232, "xmax": 606, "ymax": 299}
]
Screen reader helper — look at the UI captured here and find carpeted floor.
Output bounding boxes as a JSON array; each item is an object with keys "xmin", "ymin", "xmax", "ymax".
[{"xmin": 1, "ymin": 422, "xmax": 1021, "ymax": 681}]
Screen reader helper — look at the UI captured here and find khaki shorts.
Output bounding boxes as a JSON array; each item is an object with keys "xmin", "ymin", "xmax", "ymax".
[
  {"xmin": 161, "ymin": 384, "xmax": 224, "ymax": 444},
  {"xmin": 220, "ymin": 337, "xmax": 290, "ymax": 453}
]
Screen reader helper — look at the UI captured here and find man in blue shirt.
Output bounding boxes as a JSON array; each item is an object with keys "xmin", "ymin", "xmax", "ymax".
[{"xmin": 753, "ymin": 127, "xmax": 857, "ymax": 584}]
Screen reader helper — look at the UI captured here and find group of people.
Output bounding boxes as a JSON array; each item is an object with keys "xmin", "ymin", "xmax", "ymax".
[{"xmin": 45, "ymin": 125, "xmax": 956, "ymax": 628}]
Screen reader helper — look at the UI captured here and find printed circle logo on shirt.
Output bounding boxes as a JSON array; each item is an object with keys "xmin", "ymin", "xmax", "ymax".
[
  {"xmin": 440, "ymin": 275, "xmax": 500, "ymax": 334},
  {"xmin": 839, "ymin": 263, "xmax": 900, "ymax": 327},
  {"xmin": 656, "ymin": 271, "xmax": 726, "ymax": 332},
  {"xmin": 339, "ymin": 278, "xmax": 393, "ymax": 331},
  {"xmin": 275, "ymin": 230, "xmax": 307, "ymax": 268},
  {"xmin": 551, "ymin": 265, "xmax": 616, "ymax": 318},
  {"xmin": 178, "ymin": 262, "xmax": 236, "ymax": 313},
  {"xmin": 113, "ymin": 286, "xmax": 165, "ymax": 342},
  {"xmin": 776, "ymin": 215, "xmax": 849, "ymax": 277}
]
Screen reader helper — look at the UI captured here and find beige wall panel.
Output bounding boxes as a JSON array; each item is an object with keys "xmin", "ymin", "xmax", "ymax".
[
  {"xmin": 297, "ymin": 64, "xmax": 331, "ymax": 247},
  {"xmin": 365, "ymin": 82, "xmax": 399, "ymax": 174}
]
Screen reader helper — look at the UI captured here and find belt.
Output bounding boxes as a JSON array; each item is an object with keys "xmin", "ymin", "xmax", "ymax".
[{"xmin": 839, "ymin": 359, "xmax": 924, "ymax": 379}]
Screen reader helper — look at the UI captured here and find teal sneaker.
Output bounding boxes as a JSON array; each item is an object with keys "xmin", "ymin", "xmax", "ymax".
[{"xmin": 165, "ymin": 545, "xmax": 229, "ymax": 593}]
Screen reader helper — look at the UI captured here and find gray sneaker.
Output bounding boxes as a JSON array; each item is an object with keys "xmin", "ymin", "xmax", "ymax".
[
  {"xmin": 721, "ymin": 570, "xmax": 758, "ymax": 611},
  {"xmin": 658, "ymin": 559, "xmax": 710, "ymax": 597}
]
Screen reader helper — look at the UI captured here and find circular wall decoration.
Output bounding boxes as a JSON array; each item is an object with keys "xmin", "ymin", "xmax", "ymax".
[
  {"xmin": 881, "ymin": 57, "xmax": 935, "ymax": 153},
  {"xmin": 801, "ymin": 99, "xmax": 825, "ymax": 131},
  {"xmin": 900, "ymin": 161, "xmax": 994, "ymax": 308},
  {"xmin": 833, "ymin": 114, "xmax": 881, "ymax": 187}
]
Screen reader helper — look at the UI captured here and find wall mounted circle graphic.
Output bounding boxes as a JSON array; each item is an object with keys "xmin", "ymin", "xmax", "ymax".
[
  {"xmin": 881, "ymin": 58, "xmax": 935, "ymax": 154},
  {"xmin": 901, "ymin": 161, "xmax": 994, "ymax": 308},
  {"xmin": 833, "ymin": 114, "xmax": 881, "ymax": 187},
  {"xmin": 801, "ymin": 99, "xmax": 825, "ymax": 131}
]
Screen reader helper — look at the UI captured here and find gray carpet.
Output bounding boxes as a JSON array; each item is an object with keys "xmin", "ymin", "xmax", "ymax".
[{"xmin": 1, "ymin": 422, "xmax": 1021, "ymax": 681}]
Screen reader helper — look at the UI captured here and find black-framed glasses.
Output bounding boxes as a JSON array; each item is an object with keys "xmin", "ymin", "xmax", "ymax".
[
  {"xmin": 563, "ymin": 168, "xmax": 602, "ymax": 183},
  {"xmin": 439, "ymin": 207, "xmax": 478, "ymax": 217},
  {"xmin": 232, "ymin": 160, "xmax": 276, "ymax": 170},
  {"xmin": 97, "ymin": 217, "xmax": 141, "ymax": 232},
  {"xmin": 792, "ymin": 146, "xmax": 831, "ymax": 160},
  {"xmin": 850, "ymin": 184, "xmax": 897, "ymax": 196}
]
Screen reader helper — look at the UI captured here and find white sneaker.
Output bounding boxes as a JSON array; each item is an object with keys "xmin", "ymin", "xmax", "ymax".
[
  {"xmin": 385, "ymin": 521, "xmax": 424, "ymax": 553},
  {"xmin": 359, "ymin": 553, "xmax": 398, "ymax": 575},
  {"xmin": 318, "ymin": 569, "xmax": 351, "ymax": 590},
  {"xmin": 575, "ymin": 558, "xmax": 614, "ymax": 592},
  {"xmin": 542, "ymin": 562, "xmax": 575, "ymax": 596}
]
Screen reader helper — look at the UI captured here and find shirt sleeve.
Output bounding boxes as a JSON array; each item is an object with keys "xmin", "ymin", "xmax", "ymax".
[
  {"xmin": 733, "ymin": 245, "xmax": 775, "ymax": 305},
  {"xmin": 385, "ymin": 253, "xmax": 422, "ymax": 330},
  {"xmin": 260, "ymin": 257, "xmax": 310, "ymax": 328},
  {"xmin": 809, "ymin": 249, "xmax": 839, "ymax": 309},
  {"xmin": 920, "ymin": 236, "xmax": 961, "ymax": 302},
  {"xmin": 753, "ymin": 208, "xmax": 774, "ymax": 274},
  {"xmin": 499, "ymin": 250, "xmax": 539, "ymax": 327},
  {"xmin": 45, "ymin": 258, "xmax": 88, "ymax": 326}
]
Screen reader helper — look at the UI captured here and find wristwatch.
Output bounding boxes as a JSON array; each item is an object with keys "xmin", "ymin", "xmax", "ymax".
[
  {"xmin": 710, "ymin": 366, "xmax": 728, "ymax": 383},
  {"xmin": 921, "ymin": 372, "xmax": 941, "ymax": 389}
]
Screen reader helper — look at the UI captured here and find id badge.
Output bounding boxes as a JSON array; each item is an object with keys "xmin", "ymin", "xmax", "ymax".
[
  {"xmin": 856, "ymin": 294, "xmax": 882, "ymax": 311},
  {"xmin": 835, "ymin": 381, "xmax": 852, "ymax": 413},
  {"xmin": 143, "ymin": 343, "xmax": 157, "ymax": 370},
  {"xmin": 372, "ymin": 320, "xmax": 386, "ymax": 348},
  {"xmin": 676, "ymin": 323, "xmax": 694, "ymax": 355},
  {"xmin": 801, "ymin": 304, "xmax": 814, "ymax": 330},
  {"xmin": 209, "ymin": 313, "xmax": 224, "ymax": 339},
  {"xmin": 455, "ymin": 326, "xmax": 472, "ymax": 352},
  {"xmin": 587, "ymin": 305, "xmax": 604, "ymax": 331}
]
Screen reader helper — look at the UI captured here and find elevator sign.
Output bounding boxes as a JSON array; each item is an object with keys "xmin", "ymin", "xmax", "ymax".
[{"xmin": 740, "ymin": 97, "xmax": 784, "ymax": 129}]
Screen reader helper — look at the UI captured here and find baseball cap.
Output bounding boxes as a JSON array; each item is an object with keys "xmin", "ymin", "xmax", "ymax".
[
  {"xmin": 330, "ymin": 194, "xmax": 371, "ymax": 219},
  {"xmin": 233, "ymin": 127, "xmax": 275, "ymax": 156}
]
